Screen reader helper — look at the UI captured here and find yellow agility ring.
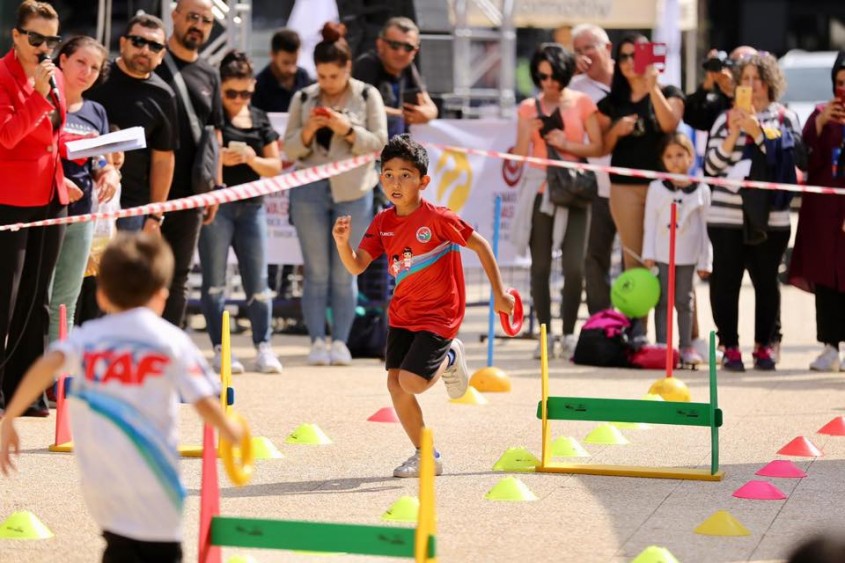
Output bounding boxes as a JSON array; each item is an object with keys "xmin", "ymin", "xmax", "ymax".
[{"xmin": 219, "ymin": 413, "xmax": 254, "ymax": 486}]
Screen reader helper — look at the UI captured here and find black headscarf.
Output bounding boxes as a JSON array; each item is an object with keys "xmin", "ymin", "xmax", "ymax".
[{"xmin": 832, "ymin": 51, "xmax": 845, "ymax": 94}]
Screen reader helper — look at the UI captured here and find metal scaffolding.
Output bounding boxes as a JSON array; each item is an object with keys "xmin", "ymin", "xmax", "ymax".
[{"xmin": 447, "ymin": 0, "xmax": 516, "ymax": 118}]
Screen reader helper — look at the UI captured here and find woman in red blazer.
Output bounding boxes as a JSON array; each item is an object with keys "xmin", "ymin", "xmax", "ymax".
[{"xmin": 0, "ymin": 1, "xmax": 76, "ymax": 417}]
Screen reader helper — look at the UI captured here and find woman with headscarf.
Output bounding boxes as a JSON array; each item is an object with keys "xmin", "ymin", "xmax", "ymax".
[{"xmin": 788, "ymin": 52, "xmax": 845, "ymax": 371}]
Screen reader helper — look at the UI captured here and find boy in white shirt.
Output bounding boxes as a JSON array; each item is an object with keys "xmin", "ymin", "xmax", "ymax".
[
  {"xmin": 1, "ymin": 232, "xmax": 243, "ymax": 562},
  {"xmin": 643, "ymin": 133, "xmax": 713, "ymax": 365}
]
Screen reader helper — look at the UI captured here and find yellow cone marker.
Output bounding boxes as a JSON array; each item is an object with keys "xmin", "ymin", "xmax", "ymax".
[
  {"xmin": 449, "ymin": 386, "xmax": 489, "ymax": 405},
  {"xmin": 484, "ymin": 476, "xmax": 538, "ymax": 501},
  {"xmin": 0, "ymin": 511, "xmax": 53, "ymax": 540},
  {"xmin": 551, "ymin": 436, "xmax": 591, "ymax": 458},
  {"xmin": 492, "ymin": 447, "xmax": 540, "ymax": 472},
  {"xmin": 584, "ymin": 423, "xmax": 630, "ymax": 445},
  {"xmin": 694, "ymin": 510, "xmax": 751, "ymax": 536},
  {"xmin": 631, "ymin": 545, "xmax": 680, "ymax": 563},
  {"xmin": 469, "ymin": 366, "xmax": 511, "ymax": 392},
  {"xmin": 250, "ymin": 436, "xmax": 284, "ymax": 459},
  {"xmin": 285, "ymin": 423, "xmax": 332, "ymax": 445},
  {"xmin": 381, "ymin": 496, "xmax": 420, "ymax": 523}
]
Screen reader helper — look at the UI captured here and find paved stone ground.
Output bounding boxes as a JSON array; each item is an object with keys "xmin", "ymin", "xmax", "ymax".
[{"xmin": 2, "ymin": 277, "xmax": 844, "ymax": 563}]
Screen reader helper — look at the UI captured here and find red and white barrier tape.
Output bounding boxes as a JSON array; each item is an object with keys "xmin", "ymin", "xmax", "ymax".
[
  {"xmin": 0, "ymin": 152, "xmax": 378, "ymax": 232},
  {"xmin": 423, "ymin": 142, "xmax": 845, "ymax": 197}
]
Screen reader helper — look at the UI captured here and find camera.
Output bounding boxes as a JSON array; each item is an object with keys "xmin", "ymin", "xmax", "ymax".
[{"xmin": 702, "ymin": 51, "xmax": 732, "ymax": 73}]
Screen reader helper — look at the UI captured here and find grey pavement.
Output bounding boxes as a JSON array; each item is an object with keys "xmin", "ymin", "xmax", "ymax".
[{"xmin": 1, "ymin": 277, "xmax": 844, "ymax": 563}]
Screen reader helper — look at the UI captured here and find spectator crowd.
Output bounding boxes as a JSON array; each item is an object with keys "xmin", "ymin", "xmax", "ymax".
[{"xmin": 2, "ymin": 0, "xmax": 845, "ymax": 423}]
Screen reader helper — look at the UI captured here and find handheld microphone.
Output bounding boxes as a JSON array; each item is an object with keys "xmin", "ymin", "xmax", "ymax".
[{"xmin": 37, "ymin": 53, "xmax": 60, "ymax": 105}]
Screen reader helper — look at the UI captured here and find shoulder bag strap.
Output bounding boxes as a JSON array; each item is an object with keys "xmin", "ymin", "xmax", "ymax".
[{"xmin": 164, "ymin": 51, "xmax": 201, "ymax": 144}]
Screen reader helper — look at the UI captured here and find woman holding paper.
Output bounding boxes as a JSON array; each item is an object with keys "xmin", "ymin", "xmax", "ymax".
[
  {"xmin": 704, "ymin": 53, "xmax": 804, "ymax": 372},
  {"xmin": 47, "ymin": 36, "xmax": 119, "ymax": 350},
  {"xmin": 0, "ymin": 1, "xmax": 71, "ymax": 417}
]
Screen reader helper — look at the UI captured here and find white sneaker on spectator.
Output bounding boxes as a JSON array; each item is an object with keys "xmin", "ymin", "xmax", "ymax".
[
  {"xmin": 330, "ymin": 340, "xmax": 352, "ymax": 366},
  {"xmin": 560, "ymin": 334, "xmax": 578, "ymax": 361},
  {"xmin": 532, "ymin": 334, "xmax": 556, "ymax": 360},
  {"xmin": 308, "ymin": 339, "xmax": 330, "ymax": 366},
  {"xmin": 255, "ymin": 342, "xmax": 283, "ymax": 374},
  {"xmin": 213, "ymin": 345, "xmax": 245, "ymax": 375},
  {"xmin": 810, "ymin": 345, "xmax": 840, "ymax": 372}
]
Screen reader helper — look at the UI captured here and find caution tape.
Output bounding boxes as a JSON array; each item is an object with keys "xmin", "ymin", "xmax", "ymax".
[
  {"xmin": 423, "ymin": 142, "xmax": 845, "ymax": 197},
  {"xmin": 0, "ymin": 152, "xmax": 378, "ymax": 232}
]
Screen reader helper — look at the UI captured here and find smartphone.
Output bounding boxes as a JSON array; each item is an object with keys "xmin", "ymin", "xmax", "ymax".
[
  {"xmin": 402, "ymin": 88, "xmax": 421, "ymax": 106},
  {"xmin": 312, "ymin": 106, "xmax": 331, "ymax": 118},
  {"xmin": 735, "ymin": 85, "xmax": 753, "ymax": 112},
  {"xmin": 633, "ymin": 42, "xmax": 667, "ymax": 74},
  {"xmin": 228, "ymin": 141, "xmax": 247, "ymax": 154}
]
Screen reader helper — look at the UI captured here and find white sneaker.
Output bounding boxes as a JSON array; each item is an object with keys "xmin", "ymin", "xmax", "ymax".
[
  {"xmin": 532, "ymin": 334, "xmax": 556, "ymax": 360},
  {"xmin": 393, "ymin": 450, "xmax": 444, "ymax": 478},
  {"xmin": 329, "ymin": 340, "xmax": 352, "ymax": 366},
  {"xmin": 213, "ymin": 345, "xmax": 245, "ymax": 374},
  {"xmin": 560, "ymin": 334, "xmax": 578, "ymax": 361},
  {"xmin": 810, "ymin": 345, "xmax": 840, "ymax": 372},
  {"xmin": 441, "ymin": 339, "xmax": 469, "ymax": 399},
  {"xmin": 255, "ymin": 342, "xmax": 283, "ymax": 374},
  {"xmin": 307, "ymin": 339, "xmax": 330, "ymax": 366}
]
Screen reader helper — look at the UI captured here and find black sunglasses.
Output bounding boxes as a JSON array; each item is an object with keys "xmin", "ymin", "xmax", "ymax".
[
  {"xmin": 124, "ymin": 34, "xmax": 166, "ymax": 54},
  {"xmin": 537, "ymin": 72, "xmax": 556, "ymax": 82},
  {"xmin": 224, "ymin": 89, "xmax": 253, "ymax": 100},
  {"xmin": 618, "ymin": 52, "xmax": 635, "ymax": 62},
  {"xmin": 16, "ymin": 27, "xmax": 61, "ymax": 49},
  {"xmin": 382, "ymin": 38, "xmax": 417, "ymax": 53}
]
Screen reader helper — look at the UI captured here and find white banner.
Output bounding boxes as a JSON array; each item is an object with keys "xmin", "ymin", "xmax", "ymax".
[
  {"xmin": 409, "ymin": 119, "xmax": 528, "ymax": 267},
  {"xmin": 265, "ymin": 113, "xmax": 302, "ymax": 265}
]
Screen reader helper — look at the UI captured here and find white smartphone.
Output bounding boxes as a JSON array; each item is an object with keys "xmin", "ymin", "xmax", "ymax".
[{"xmin": 228, "ymin": 141, "xmax": 248, "ymax": 154}]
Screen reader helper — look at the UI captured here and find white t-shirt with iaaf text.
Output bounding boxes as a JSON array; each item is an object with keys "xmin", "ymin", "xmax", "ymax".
[{"xmin": 50, "ymin": 307, "xmax": 219, "ymax": 542}]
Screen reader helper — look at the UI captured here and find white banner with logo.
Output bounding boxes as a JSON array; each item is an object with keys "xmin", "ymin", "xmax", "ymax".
[{"xmin": 265, "ymin": 116, "xmax": 526, "ymax": 267}]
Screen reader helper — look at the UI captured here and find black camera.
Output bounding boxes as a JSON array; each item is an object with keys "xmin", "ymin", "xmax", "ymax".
[{"xmin": 702, "ymin": 51, "xmax": 732, "ymax": 72}]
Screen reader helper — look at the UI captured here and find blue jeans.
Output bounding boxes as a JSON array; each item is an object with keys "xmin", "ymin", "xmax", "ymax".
[
  {"xmin": 48, "ymin": 221, "xmax": 94, "ymax": 342},
  {"xmin": 198, "ymin": 201, "xmax": 272, "ymax": 348},
  {"xmin": 289, "ymin": 179, "xmax": 373, "ymax": 343}
]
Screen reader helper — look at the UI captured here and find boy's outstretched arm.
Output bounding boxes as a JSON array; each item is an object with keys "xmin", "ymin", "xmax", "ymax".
[
  {"xmin": 193, "ymin": 397, "xmax": 245, "ymax": 445},
  {"xmin": 466, "ymin": 232, "xmax": 515, "ymax": 315},
  {"xmin": 332, "ymin": 215, "xmax": 374, "ymax": 275},
  {"xmin": 0, "ymin": 351, "xmax": 65, "ymax": 475}
]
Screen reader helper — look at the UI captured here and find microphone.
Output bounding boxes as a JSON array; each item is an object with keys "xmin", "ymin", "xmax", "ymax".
[{"xmin": 37, "ymin": 53, "xmax": 60, "ymax": 105}]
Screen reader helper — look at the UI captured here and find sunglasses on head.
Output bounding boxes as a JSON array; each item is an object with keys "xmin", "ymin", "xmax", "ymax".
[
  {"xmin": 16, "ymin": 27, "xmax": 61, "ymax": 49},
  {"xmin": 382, "ymin": 38, "xmax": 417, "ymax": 53},
  {"xmin": 124, "ymin": 34, "xmax": 165, "ymax": 53},
  {"xmin": 224, "ymin": 89, "xmax": 253, "ymax": 100}
]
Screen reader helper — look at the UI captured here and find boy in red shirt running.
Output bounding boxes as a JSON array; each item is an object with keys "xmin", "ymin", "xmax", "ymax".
[{"xmin": 333, "ymin": 135, "xmax": 514, "ymax": 477}]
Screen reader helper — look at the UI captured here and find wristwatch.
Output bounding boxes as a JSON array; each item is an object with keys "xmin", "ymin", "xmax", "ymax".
[{"xmin": 146, "ymin": 213, "xmax": 165, "ymax": 225}]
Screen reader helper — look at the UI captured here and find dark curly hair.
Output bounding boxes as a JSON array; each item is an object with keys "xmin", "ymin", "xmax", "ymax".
[
  {"xmin": 219, "ymin": 49, "xmax": 253, "ymax": 81},
  {"xmin": 380, "ymin": 134, "xmax": 429, "ymax": 176},
  {"xmin": 732, "ymin": 52, "xmax": 786, "ymax": 102},
  {"xmin": 529, "ymin": 43, "xmax": 576, "ymax": 89}
]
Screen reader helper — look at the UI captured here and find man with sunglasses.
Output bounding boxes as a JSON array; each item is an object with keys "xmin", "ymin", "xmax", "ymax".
[
  {"xmin": 87, "ymin": 14, "xmax": 178, "ymax": 234},
  {"xmin": 353, "ymin": 17, "xmax": 437, "ymax": 139},
  {"xmin": 153, "ymin": 0, "xmax": 225, "ymax": 328}
]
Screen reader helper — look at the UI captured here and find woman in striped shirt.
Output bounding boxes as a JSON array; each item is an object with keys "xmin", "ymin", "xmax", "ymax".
[{"xmin": 704, "ymin": 53, "xmax": 804, "ymax": 372}]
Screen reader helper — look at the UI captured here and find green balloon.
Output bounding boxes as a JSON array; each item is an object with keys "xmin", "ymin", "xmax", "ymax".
[{"xmin": 611, "ymin": 268, "xmax": 661, "ymax": 318}]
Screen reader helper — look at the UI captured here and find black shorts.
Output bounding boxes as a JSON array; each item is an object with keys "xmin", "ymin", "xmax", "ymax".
[
  {"xmin": 102, "ymin": 530, "xmax": 183, "ymax": 563},
  {"xmin": 386, "ymin": 327, "xmax": 452, "ymax": 381}
]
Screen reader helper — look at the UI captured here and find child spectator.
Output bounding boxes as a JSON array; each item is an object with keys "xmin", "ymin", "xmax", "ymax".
[
  {"xmin": 1, "ymin": 232, "xmax": 243, "ymax": 562},
  {"xmin": 642, "ymin": 132, "xmax": 712, "ymax": 365},
  {"xmin": 333, "ymin": 135, "xmax": 514, "ymax": 477}
]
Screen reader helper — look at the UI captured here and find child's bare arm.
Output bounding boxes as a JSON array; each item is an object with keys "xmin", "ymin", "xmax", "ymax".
[
  {"xmin": 466, "ymin": 232, "xmax": 515, "ymax": 315},
  {"xmin": 192, "ymin": 397, "xmax": 244, "ymax": 444},
  {"xmin": 0, "ymin": 351, "xmax": 65, "ymax": 475},
  {"xmin": 332, "ymin": 215, "xmax": 374, "ymax": 275}
]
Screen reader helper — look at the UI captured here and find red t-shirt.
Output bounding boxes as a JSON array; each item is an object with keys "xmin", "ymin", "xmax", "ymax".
[{"xmin": 358, "ymin": 200, "xmax": 474, "ymax": 339}]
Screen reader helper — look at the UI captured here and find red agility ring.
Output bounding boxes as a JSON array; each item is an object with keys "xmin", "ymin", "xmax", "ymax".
[{"xmin": 499, "ymin": 288, "xmax": 524, "ymax": 337}]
